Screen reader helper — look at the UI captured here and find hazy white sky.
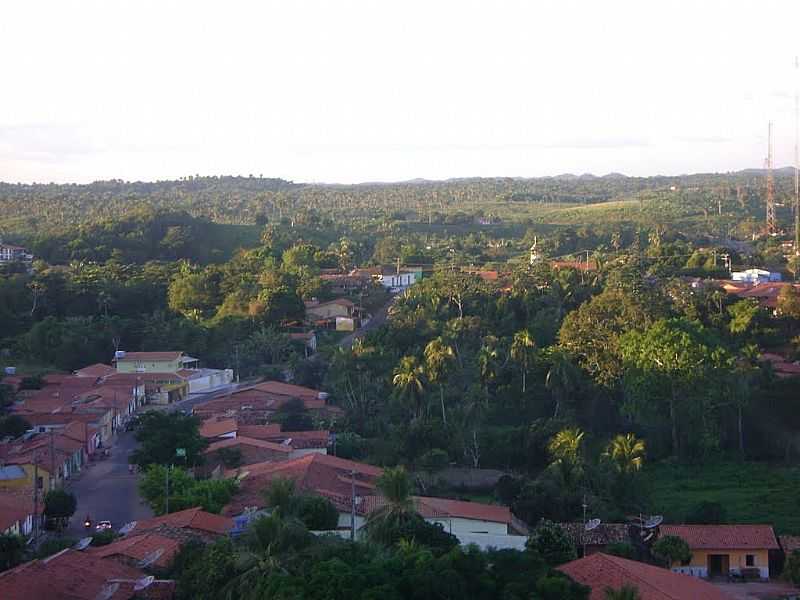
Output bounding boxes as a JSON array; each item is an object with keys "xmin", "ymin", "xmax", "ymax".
[{"xmin": 2, "ymin": 0, "xmax": 799, "ymax": 183}]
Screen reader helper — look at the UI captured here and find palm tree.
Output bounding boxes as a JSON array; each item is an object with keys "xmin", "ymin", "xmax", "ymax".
[
  {"xmin": 544, "ymin": 348, "xmax": 580, "ymax": 419},
  {"xmin": 477, "ymin": 336, "xmax": 499, "ymax": 392},
  {"xmin": 424, "ymin": 337, "xmax": 455, "ymax": 425},
  {"xmin": 393, "ymin": 355, "xmax": 426, "ymax": 420},
  {"xmin": 605, "ymin": 585, "xmax": 641, "ymax": 600},
  {"xmin": 510, "ymin": 329, "xmax": 536, "ymax": 393},
  {"xmin": 548, "ymin": 427, "xmax": 585, "ymax": 466},
  {"xmin": 364, "ymin": 466, "xmax": 416, "ymax": 544},
  {"xmin": 603, "ymin": 434, "xmax": 646, "ymax": 474}
]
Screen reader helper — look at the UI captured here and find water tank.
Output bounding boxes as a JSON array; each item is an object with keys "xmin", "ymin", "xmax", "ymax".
[
  {"xmin": 317, "ymin": 392, "xmax": 329, "ymax": 401},
  {"xmin": 114, "ymin": 350, "xmax": 126, "ymax": 360},
  {"xmin": 4, "ymin": 366, "xmax": 16, "ymax": 375}
]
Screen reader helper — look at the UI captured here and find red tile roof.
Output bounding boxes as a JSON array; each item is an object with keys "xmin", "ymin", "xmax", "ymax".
[
  {"xmin": 355, "ymin": 495, "xmax": 511, "ymax": 523},
  {"xmin": 203, "ymin": 436, "xmax": 292, "ymax": 455},
  {"xmin": 236, "ymin": 424, "xmax": 282, "ymax": 438},
  {"xmin": 0, "ymin": 490, "xmax": 38, "ymax": 532},
  {"xmin": 115, "ymin": 352, "xmax": 183, "ymax": 362},
  {"xmin": 252, "ymin": 381, "xmax": 323, "ymax": 402},
  {"xmin": 0, "ymin": 548, "xmax": 147, "ymax": 600},
  {"xmin": 558, "ymin": 553, "xmax": 730, "ymax": 600},
  {"xmin": 74, "ymin": 363, "xmax": 116, "ymax": 378},
  {"xmin": 130, "ymin": 507, "xmax": 233, "ymax": 536},
  {"xmin": 223, "ymin": 454, "xmax": 382, "ymax": 516},
  {"xmin": 659, "ymin": 524, "xmax": 779, "ymax": 550},
  {"xmin": 89, "ymin": 532, "xmax": 181, "ymax": 569},
  {"xmin": 199, "ymin": 417, "xmax": 238, "ymax": 439}
]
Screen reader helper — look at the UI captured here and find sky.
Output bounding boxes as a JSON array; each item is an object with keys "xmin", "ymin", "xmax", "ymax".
[{"xmin": 2, "ymin": 0, "xmax": 800, "ymax": 184}]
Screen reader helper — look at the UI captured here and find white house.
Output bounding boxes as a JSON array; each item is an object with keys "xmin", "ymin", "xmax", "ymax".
[
  {"xmin": 731, "ymin": 268, "xmax": 781, "ymax": 284},
  {"xmin": 378, "ymin": 268, "xmax": 420, "ymax": 292}
]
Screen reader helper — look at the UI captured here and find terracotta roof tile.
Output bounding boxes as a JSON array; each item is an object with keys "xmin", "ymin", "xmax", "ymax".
[
  {"xmin": 130, "ymin": 507, "xmax": 232, "ymax": 536},
  {"xmin": 659, "ymin": 524, "xmax": 779, "ymax": 550},
  {"xmin": 558, "ymin": 553, "xmax": 731, "ymax": 600},
  {"xmin": 90, "ymin": 532, "xmax": 180, "ymax": 569},
  {"xmin": 199, "ymin": 417, "xmax": 238, "ymax": 439},
  {"xmin": 0, "ymin": 548, "xmax": 150, "ymax": 600},
  {"xmin": 74, "ymin": 363, "xmax": 116, "ymax": 378},
  {"xmin": 223, "ymin": 454, "xmax": 382, "ymax": 516},
  {"xmin": 203, "ymin": 436, "xmax": 292, "ymax": 454}
]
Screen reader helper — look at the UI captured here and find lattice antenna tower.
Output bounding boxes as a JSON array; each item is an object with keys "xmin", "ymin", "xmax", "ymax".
[
  {"xmin": 766, "ymin": 121, "xmax": 777, "ymax": 235},
  {"xmin": 794, "ymin": 56, "xmax": 800, "ymax": 267}
]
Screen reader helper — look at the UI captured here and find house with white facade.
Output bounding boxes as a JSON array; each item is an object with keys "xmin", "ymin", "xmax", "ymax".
[
  {"xmin": 731, "ymin": 268, "xmax": 782, "ymax": 284},
  {"xmin": 378, "ymin": 267, "xmax": 420, "ymax": 292}
]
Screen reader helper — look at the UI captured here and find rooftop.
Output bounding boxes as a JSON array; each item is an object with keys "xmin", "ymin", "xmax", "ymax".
[
  {"xmin": 129, "ymin": 506, "xmax": 233, "ymax": 536},
  {"xmin": 90, "ymin": 532, "xmax": 180, "ymax": 569},
  {"xmin": 199, "ymin": 417, "xmax": 238, "ymax": 439},
  {"xmin": 115, "ymin": 351, "xmax": 183, "ymax": 362},
  {"xmin": 659, "ymin": 524, "xmax": 779, "ymax": 550},
  {"xmin": 558, "ymin": 553, "xmax": 730, "ymax": 600},
  {"xmin": 224, "ymin": 454, "xmax": 382, "ymax": 516},
  {"xmin": 203, "ymin": 436, "xmax": 292, "ymax": 455},
  {"xmin": 74, "ymin": 363, "xmax": 116, "ymax": 378}
]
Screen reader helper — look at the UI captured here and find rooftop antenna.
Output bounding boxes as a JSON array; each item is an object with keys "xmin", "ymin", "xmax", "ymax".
[
  {"xmin": 94, "ymin": 583, "xmax": 120, "ymax": 600},
  {"xmin": 134, "ymin": 576, "xmax": 156, "ymax": 592},
  {"xmin": 118, "ymin": 521, "xmax": 137, "ymax": 536},
  {"xmin": 136, "ymin": 548, "xmax": 164, "ymax": 569},
  {"xmin": 766, "ymin": 121, "xmax": 777, "ymax": 235},
  {"xmin": 73, "ymin": 537, "xmax": 93, "ymax": 551}
]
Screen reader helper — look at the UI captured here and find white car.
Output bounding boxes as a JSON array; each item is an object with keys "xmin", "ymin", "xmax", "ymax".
[{"xmin": 95, "ymin": 520, "xmax": 112, "ymax": 532}]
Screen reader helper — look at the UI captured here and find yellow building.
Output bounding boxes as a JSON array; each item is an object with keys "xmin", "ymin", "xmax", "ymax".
[
  {"xmin": 0, "ymin": 463, "xmax": 54, "ymax": 493},
  {"xmin": 660, "ymin": 524, "xmax": 779, "ymax": 580}
]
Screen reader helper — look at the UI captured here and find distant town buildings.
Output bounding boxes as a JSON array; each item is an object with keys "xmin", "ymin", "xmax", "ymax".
[{"xmin": 0, "ymin": 243, "xmax": 33, "ymax": 265}]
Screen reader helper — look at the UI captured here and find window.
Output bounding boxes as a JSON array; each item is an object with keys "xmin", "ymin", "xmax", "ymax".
[{"xmin": 746, "ymin": 554, "xmax": 755, "ymax": 567}]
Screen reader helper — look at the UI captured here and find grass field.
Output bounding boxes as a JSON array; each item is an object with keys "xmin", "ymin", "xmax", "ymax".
[{"xmin": 646, "ymin": 461, "xmax": 800, "ymax": 534}]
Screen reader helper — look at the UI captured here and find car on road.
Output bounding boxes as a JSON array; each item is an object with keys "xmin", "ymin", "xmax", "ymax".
[{"xmin": 95, "ymin": 520, "xmax": 112, "ymax": 532}]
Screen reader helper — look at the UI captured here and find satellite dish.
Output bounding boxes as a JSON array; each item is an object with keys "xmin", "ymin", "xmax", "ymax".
[
  {"xmin": 644, "ymin": 515, "xmax": 664, "ymax": 529},
  {"xmin": 94, "ymin": 583, "xmax": 120, "ymax": 600},
  {"xmin": 137, "ymin": 548, "xmax": 164, "ymax": 569},
  {"xmin": 281, "ymin": 438, "xmax": 292, "ymax": 446},
  {"xmin": 73, "ymin": 537, "xmax": 93, "ymax": 551},
  {"xmin": 585, "ymin": 518, "xmax": 601, "ymax": 532},
  {"xmin": 134, "ymin": 576, "xmax": 155, "ymax": 591},
  {"xmin": 118, "ymin": 521, "xmax": 137, "ymax": 535},
  {"xmin": 642, "ymin": 530, "xmax": 656, "ymax": 543}
]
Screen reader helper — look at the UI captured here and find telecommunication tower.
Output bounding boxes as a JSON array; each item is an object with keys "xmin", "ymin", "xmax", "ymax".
[{"xmin": 766, "ymin": 121, "xmax": 777, "ymax": 235}]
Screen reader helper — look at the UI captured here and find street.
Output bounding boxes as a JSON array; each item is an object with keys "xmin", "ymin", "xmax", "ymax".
[
  {"xmin": 339, "ymin": 295, "xmax": 396, "ymax": 349},
  {"xmin": 65, "ymin": 430, "xmax": 152, "ymax": 537},
  {"xmin": 63, "ymin": 383, "xmax": 240, "ymax": 537}
]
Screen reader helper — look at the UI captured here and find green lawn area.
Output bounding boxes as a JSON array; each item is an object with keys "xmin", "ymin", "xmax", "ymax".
[{"xmin": 646, "ymin": 461, "xmax": 800, "ymax": 534}]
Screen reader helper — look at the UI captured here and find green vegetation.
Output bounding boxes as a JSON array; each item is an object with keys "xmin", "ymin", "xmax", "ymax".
[
  {"xmin": 139, "ymin": 464, "xmax": 238, "ymax": 515},
  {"xmin": 646, "ymin": 462, "xmax": 800, "ymax": 534}
]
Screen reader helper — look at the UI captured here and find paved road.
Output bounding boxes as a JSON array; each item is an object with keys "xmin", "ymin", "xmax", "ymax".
[
  {"xmin": 339, "ymin": 296, "xmax": 396, "ymax": 349},
  {"xmin": 66, "ymin": 430, "xmax": 152, "ymax": 537}
]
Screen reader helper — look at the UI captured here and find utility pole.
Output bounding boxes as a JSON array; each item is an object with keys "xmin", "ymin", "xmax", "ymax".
[
  {"xmin": 32, "ymin": 450, "xmax": 39, "ymax": 543},
  {"xmin": 350, "ymin": 469, "xmax": 356, "ymax": 541},
  {"xmin": 581, "ymin": 494, "xmax": 587, "ymax": 557},
  {"xmin": 165, "ymin": 465, "xmax": 170, "ymax": 514},
  {"xmin": 49, "ymin": 430, "xmax": 56, "ymax": 487}
]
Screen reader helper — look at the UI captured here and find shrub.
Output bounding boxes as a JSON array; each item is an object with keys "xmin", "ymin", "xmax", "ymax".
[
  {"xmin": 295, "ymin": 495, "xmax": 339, "ymax": 531},
  {"xmin": 785, "ymin": 550, "xmax": 800, "ymax": 585},
  {"xmin": 527, "ymin": 519, "xmax": 577, "ymax": 567},
  {"xmin": 605, "ymin": 542, "xmax": 636, "ymax": 559},
  {"xmin": 91, "ymin": 530, "xmax": 117, "ymax": 547},
  {"xmin": 651, "ymin": 535, "xmax": 691, "ymax": 567}
]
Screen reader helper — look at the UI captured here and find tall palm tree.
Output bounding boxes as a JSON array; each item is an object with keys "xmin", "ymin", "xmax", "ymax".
[
  {"xmin": 544, "ymin": 348, "xmax": 580, "ymax": 419},
  {"xmin": 605, "ymin": 585, "xmax": 641, "ymax": 600},
  {"xmin": 424, "ymin": 337, "xmax": 455, "ymax": 425},
  {"xmin": 510, "ymin": 329, "xmax": 536, "ymax": 393},
  {"xmin": 603, "ymin": 433, "xmax": 646, "ymax": 474},
  {"xmin": 477, "ymin": 336, "xmax": 500, "ymax": 392},
  {"xmin": 392, "ymin": 356, "xmax": 426, "ymax": 420},
  {"xmin": 365, "ymin": 466, "xmax": 416, "ymax": 544}
]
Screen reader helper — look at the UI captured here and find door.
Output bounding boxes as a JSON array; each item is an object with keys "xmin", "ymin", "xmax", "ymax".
[{"xmin": 707, "ymin": 554, "xmax": 729, "ymax": 578}]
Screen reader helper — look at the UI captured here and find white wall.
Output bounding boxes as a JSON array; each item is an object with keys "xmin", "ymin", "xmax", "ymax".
[{"xmin": 430, "ymin": 517, "xmax": 508, "ymax": 536}]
